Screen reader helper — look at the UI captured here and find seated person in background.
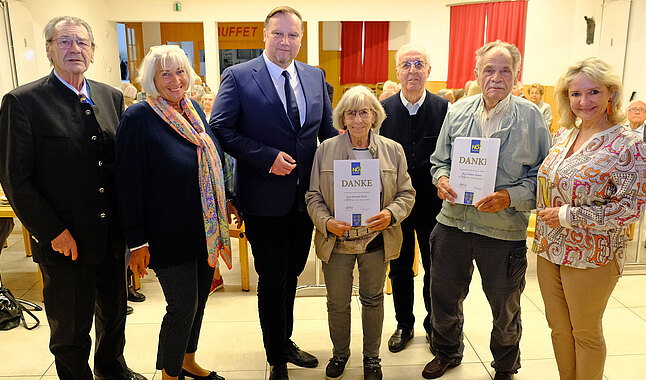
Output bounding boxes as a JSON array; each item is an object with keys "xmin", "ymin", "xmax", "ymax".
[
  {"xmin": 437, "ymin": 89, "xmax": 455, "ymax": 103},
  {"xmin": 379, "ymin": 80, "xmax": 401, "ymax": 100},
  {"xmin": 464, "ymin": 80, "xmax": 475, "ymax": 94},
  {"xmin": 452, "ymin": 88, "xmax": 465, "ymax": 103},
  {"xmin": 123, "ymin": 83, "xmax": 137, "ymax": 108},
  {"xmin": 466, "ymin": 83, "xmax": 481, "ymax": 97},
  {"xmin": 527, "ymin": 83, "xmax": 552, "ymax": 129},
  {"xmin": 512, "ymin": 81, "xmax": 524, "ymax": 98},
  {"xmin": 626, "ymin": 100, "xmax": 646, "ymax": 140},
  {"xmin": 202, "ymin": 93, "xmax": 216, "ymax": 120}
]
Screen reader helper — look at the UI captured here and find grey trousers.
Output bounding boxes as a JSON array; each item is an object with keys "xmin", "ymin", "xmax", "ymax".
[
  {"xmin": 430, "ymin": 223, "xmax": 527, "ymax": 373},
  {"xmin": 322, "ymin": 248, "xmax": 387, "ymax": 359},
  {"xmin": 154, "ymin": 257, "xmax": 214, "ymax": 376}
]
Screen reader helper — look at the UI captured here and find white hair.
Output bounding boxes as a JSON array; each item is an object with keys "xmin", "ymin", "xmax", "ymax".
[{"xmin": 136, "ymin": 45, "xmax": 195, "ymax": 98}]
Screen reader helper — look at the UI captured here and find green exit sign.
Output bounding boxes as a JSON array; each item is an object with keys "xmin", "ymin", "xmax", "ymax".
[{"xmin": 173, "ymin": 2, "xmax": 182, "ymax": 11}]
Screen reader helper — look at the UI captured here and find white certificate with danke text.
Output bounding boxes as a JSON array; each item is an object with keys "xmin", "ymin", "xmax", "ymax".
[
  {"xmin": 449, "ymin": 137, "xmax": 500, "ymax": 205},
  {"xmin": 333, "ymin": 159, "xmax": 380, "ymax": 226}
]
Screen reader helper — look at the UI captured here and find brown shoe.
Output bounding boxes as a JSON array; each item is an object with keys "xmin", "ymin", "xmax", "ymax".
[{"xmin": 422, "ymin": 357, "xmax": 459, "ymax": 379}]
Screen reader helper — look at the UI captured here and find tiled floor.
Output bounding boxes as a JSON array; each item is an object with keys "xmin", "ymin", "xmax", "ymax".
[{"xmin": 2, "ymin": 221, "xmax": 646, "ymax": 379}]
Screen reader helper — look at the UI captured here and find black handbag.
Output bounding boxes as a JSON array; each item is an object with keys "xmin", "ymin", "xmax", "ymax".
[{"xmin": 0, "ymin": 286, "xmax": 40, "ymax": 330}]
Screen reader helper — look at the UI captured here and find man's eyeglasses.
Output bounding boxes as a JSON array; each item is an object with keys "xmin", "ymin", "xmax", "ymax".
[
  {"xmin": 628, "ymin": 107, "xmax": 646, "ymax": 113},
  {"xmin": 399, "ymin": 60, "xmax": 426, "ymax": 71},
  {"xmin": 344, "ymin": 109, "xmax": 373, "ymax": 120},
  {"xmin": 48, "ymin": 38, "xmax": 93, "ymax": 51}
]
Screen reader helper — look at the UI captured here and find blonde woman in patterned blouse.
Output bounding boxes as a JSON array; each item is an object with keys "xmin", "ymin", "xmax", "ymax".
[{"xmin": 533, "ymin": 57, "xmax": 646, "ymax": 380}]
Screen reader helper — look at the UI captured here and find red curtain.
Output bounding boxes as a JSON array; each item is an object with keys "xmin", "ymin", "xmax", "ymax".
[
  {"xmin": 340, "ymin": 22, "xmax": 364, "ymax": 84},
  {"xmin": 446, "ymin": 4, "xmax": 487, "ymax": 88},
  {"xmin": 486, "ymin": 1, "xmax": 528, "ymax": 80},
  {"xmin": 363, "ymin": 22, "xmax": 389, "ymax": 84}
]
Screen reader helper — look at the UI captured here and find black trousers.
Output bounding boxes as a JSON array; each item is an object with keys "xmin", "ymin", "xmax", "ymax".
[
  {"xmin": 430, "ymin": 223, "xmax": 527, "ymax": 372},
  {"xmin": 40, "ymin": 252, "xmax": 128, "ymax": 380},
  {"xmin": 244, "ymin": 204, "xmax": 313, "ymax": 366},
  {"xmin": 155, "ymin": 256, "xmax": 214, "ymax": 376},
  {"xmin": 387, "ymin": 215, "xmax": 434, "ymax": 334}
]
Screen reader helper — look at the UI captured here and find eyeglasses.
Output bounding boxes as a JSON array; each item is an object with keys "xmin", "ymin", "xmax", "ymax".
[
  {"xmin": 399, "ymin": 60, "xmax": 426, "ymax": 71},
  {"xmin": 48, "ymin": 37, "xmax": 93, "ymax": 51},
  {"xmin": 628, "ymin": 107, "xmax": 646, "ymax": 113},
  {"xmin": 344, "ymin": 109, "xmax": 373, "ymax": 120}
]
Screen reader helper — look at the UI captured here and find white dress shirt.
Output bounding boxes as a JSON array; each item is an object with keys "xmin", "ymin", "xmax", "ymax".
[
  {"xmin": 262, "ymin": 52, "xmax": 306, "ymax": 126},
  {"xmin": 478, "ymin": 93, "xmax": 512, "ymax": 138},
  {"xmin": 399, "ymin": 90, "xmax": 426, "ymax": 116}
]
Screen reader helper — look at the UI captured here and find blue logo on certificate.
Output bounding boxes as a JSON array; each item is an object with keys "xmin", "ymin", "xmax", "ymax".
[
  {"xmin": 464, "ymin": 192, "xmax": 474, "ymax": 205},
  {"xmin": 352, "ymin": 214, "xmax": 362, "ymax": 226},
  {"xmin": 351, "ymin": 162, "xmax": 361, "ymax": 176},
  {"xmin": 470, "ymin": 140, "xmax": 481, "ymax": 153}
]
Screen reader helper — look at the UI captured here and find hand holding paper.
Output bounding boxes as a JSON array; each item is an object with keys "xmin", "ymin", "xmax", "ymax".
[
  {"xmin": 366, "ymin": 210, "xmax": 391, "ymax": 231},
  {"xmin": 436, "ymin": 176, "xmax": 457, "ymax": 203},
  {"xmin": 474, "ymin": 189, "xmax": 510, "ymax": 213}
]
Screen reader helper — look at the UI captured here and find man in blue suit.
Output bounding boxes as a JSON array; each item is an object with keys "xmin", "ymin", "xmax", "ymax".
[{"xmin": 210, "ymin": 6, "xmax": 336, "ymax": 380}]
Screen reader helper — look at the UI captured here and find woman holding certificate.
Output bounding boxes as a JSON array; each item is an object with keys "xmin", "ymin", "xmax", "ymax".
[
  {"xmin": 306, "ymin": 85, "xmax": 415, "ymax": 380},
  {"xmin": 533, "ymin": 57, "xmax": 646, "ymax": 380}
]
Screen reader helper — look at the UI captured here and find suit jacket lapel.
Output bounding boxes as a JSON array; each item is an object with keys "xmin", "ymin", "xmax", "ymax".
[
  {"xmin": 250, "ymin": 57, "xmax": 293, "ymax": 130},
  {"xmin": 294, "ymin": 61, "xmax": 313, "ymax": 130}
]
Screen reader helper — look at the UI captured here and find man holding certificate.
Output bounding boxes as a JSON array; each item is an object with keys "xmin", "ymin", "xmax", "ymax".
[
  {"xmin": 423, "ymin": 41, "xmax": 551, "ymax": 380},
  {"xmin": 306, "ymin": 86, "xmax": 415, "ymax": 380}
]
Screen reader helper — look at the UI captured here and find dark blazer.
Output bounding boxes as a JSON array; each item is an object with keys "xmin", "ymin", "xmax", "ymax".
[
  {"xmin": 0, "ymin": 71, "xmax": 125, "ymax": 266},
  {"xmin": 210, "ymin": 56, "xmax": 337, "ymax": 216},
  {"xmin": 115, "ymin": 99, "xmax": 226, "ymax": 269},
  {"xmin": 379, "ymin": 90, "xmax": 449, "ymax": 219}
]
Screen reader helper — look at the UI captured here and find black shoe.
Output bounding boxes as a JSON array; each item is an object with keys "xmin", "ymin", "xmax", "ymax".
[
  {"xmin": 178, "ymin": 368, "xmax": 225, "ymax": 380},
  {"xmin": 128, "ymin": 286, "xmax": 146, "ymax": 302},
  {"xmin": 493, "ymin": 371, "xmax": 514, "ymax": 380},
  {"xmin": 285, "ymin": 340, "xmax": 318, "ymax": 368},
  {"xmin": 325, "ymin": 356, "xmax": 348, "ymax": 379},
  {"xmin": 363, "ymin": 357, "xmax": 382, "ymax": 380},
  {"xmin": 388, "ymin": 327, "xmax": 414, "ymax": 353},
  {"xmin": 422, "ymin": 357, "xmax": 460, "ymax": 379},
  {"xmin": 95, "ymin": 368, "xmax": 147, "ymax": 380},
  {"xmin": 126, "ymin": 305, "xmax": 134, "ymax": 315},
  {"xmin": 269, "ymin": 364, "xmax": 288, "ymax": 380}
]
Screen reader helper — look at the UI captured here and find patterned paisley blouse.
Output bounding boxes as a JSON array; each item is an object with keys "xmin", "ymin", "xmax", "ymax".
[{"xmin": 532, "ymin": 124, "xmax": 646, "ymax": 271}]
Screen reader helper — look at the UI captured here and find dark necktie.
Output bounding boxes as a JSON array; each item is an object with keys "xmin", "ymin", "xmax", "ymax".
[
  {"xmin": 78, "ymin": 93, "xmax": 91, "ymax": 104},
  {"xmin": 282, "ymin": 70, "xmax": 300, "ymax": 131}
]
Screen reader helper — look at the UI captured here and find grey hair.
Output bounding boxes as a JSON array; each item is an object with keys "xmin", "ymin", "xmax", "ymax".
[
  {"xmin": 333, "ymin": 85, "xmax": 386, "ymax": 132},
  {"xmin": 43, "ymin": 16, "xmax": 95, "ymax": 47},
  {"xmin": 136, "ymin": 45, "xmax": 195, "ymax": 99},
  {"xmin": 475, "ymin": 40, "xmax": 521, "ymax": 77},
  {"xmin": 395, "ymin": 43, "xmax": 430, "ymax": 66}
]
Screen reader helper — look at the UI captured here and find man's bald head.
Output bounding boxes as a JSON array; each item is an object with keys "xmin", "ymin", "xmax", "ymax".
[{"xmin": 627, "ymin": 100, "xmax": 646, "ymax": 129}]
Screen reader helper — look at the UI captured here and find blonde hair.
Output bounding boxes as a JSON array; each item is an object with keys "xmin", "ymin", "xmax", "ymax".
[
  {"xmin": 333, "ymin": 86, "xmax": 386, "ymax": 132},
  {"xmin": 555, "ymin": 57, "xmax": 625, "ymax": 129},
  {"xmin": 136, "ymin": 45, "xmax": 195, "ymax": 99},
  {"xmin": 528, "ymin": 83, "xmax": 544, "ymax": 96}
]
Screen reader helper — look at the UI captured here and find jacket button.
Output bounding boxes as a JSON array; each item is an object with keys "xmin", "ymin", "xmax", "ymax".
[
  {"xmin": 91, "ymin": 135, "xmax": 98, "ymax": 141},
  {"xmin": 100, "ymin": 212, "xmax": 106, "ymax": 218},
  {"xmin": 85, "ymin": 110, "xmax": 91, "ymax": 116},
  {"xmin": 98, "ymin": 161, "xmax": 103, "ymax": 166},
  {"xmin": 99, "ymin": 187, "xmax": 105, "ymax": 193}
]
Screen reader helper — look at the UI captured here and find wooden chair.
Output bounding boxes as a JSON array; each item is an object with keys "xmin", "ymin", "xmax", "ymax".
[{"xmin": 229, "ymin": 223, "xmax": 251, "ymax": 292}]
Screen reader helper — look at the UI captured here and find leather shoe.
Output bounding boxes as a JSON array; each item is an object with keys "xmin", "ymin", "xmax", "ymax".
[
  {"xmin": 95, "ymin": 368, "xmax": 147, "ymax": 380},
  {"xmin": 178, "ymin": 368, "xmax": 225, "ymax": 380},
  {"xmin": 269, "ymin": 364, "xmax": 289, "ymax": 380},
  {"xmin": 128, "ymin": 286, "xmax": 146, "ymax": 302},
  {"xmin": 422, "ymin": 357, "xmax": 459, "ymax": 379},
  {"xmin": 388, "ymin": 327, "xmax": 414, "ymax": 353},
  {"xmin": 285, "ymin": 340, "xmax": 318, "ymax": 368},
  {"xmin": 126, "ymin": 305, "xmax": 134, "ymax": 315},
  {"xmin": 493, "ymin": 371, "xmax": 514, "ymax": 380}
]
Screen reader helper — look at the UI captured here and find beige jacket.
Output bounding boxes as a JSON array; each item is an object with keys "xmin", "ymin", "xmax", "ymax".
[{"xmin": 305, "ymin": 132, "xmax": 415, "ymax": 263}]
